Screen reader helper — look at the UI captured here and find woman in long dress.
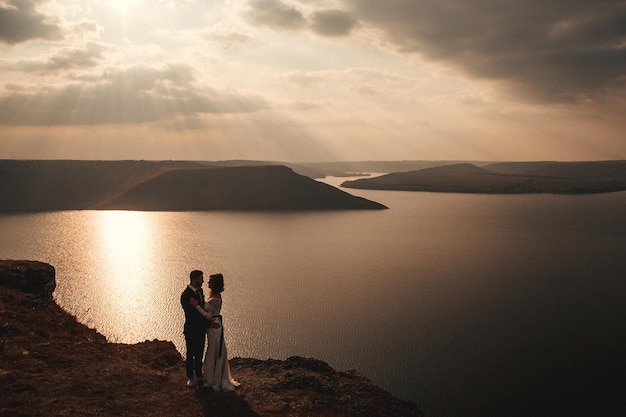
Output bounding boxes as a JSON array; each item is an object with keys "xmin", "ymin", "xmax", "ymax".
[{"xmin": 190, "ymin": 273, "xmax": 239, "ymax": 392}]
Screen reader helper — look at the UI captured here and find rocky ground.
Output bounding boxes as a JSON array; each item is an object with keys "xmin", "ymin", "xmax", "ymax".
[{"xmin": 1, "ymin": 260, "xmax": 422, "ymax": 417}]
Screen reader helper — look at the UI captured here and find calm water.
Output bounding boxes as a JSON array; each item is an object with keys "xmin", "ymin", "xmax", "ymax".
[{"xmin": 1, "ymin": 177, "xmax": 625, "ymax": 417}]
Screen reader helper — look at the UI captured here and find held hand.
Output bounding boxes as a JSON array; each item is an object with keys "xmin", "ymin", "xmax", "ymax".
[
  {"xmin": 210, "ymin": 321, "xmax": 221, "ymax": 329},
  {"xmin": 190, "ymin": 297, "xmax": 199, "ymax": 307}
]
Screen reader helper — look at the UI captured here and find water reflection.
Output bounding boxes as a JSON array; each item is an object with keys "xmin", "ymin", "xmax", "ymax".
[
  {"xmin": 98, "ymin": 210, "xmax": 152, "ymax": 275},
  {"xmin": 95, "ymin": 211, "xmax": 156, "ymax": 340}
]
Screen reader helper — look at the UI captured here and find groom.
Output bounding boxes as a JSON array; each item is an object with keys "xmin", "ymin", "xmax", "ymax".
[{"xmin": 181, "ymin": 269, "xmax": 218, "ymax": 387}]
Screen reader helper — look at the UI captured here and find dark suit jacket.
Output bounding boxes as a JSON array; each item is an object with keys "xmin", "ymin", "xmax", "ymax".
[{"xmin": 181, "ymin": 286, "xmax": 207, "ymax": 335}]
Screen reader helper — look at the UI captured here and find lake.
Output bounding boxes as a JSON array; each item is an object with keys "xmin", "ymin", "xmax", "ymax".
[{"xmin": 1, "ymin": 176, "xmax": 625, "ymax": 417}]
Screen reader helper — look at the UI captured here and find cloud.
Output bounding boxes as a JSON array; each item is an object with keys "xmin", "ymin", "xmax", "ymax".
[
  {"xmin": 311, "ymin": 9, "xmax": 357, "ymax": 37},
  {"xmin": 0, "ymin": 63, "xmax": 269, "ymax": 125},
  {"xmin": 1, "ymin": 42, "xmax": 106, "ymax": 73},
  {"xmin": 244, "ymin": 0, "xmax": 306, "ymax": 30},
  {"xmin": 200, "ymin": 29, "xmax": 255, "ymax": 52},
  {"xmin": 243, "ymin": 0, "xmax": 357, "ymax": 37},
  {"xmin": 344, "ymin": 0, "xmax": 626, "ymax": 103},
  {"xmin": 0, "ymin": 0, "xmax": 62, "ymax": 44}
]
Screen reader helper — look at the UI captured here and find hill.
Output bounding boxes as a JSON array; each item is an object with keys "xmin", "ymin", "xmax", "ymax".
[
  {"xmin": 295, "ymin": 160, "xmax": 485, "ymax": 177},
  {"xmin": 0, "ymin": 160, "xmax": 385, "ymax": 211},
  {"xmin": 97, "ymin": 165, "xmax": 386, "ymax": 210},
  {"xmin": 341, "ymin": 161, "xmax": 626, "ymax": 194}
]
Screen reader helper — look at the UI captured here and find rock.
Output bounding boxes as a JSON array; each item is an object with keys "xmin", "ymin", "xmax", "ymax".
[
  {"xmin": 230, "ymin": 356, "xmax": 422, "ymax": 416},
  {"xmin": 0, "ymin": 260, "xmax": 56, "ymax": 302}
]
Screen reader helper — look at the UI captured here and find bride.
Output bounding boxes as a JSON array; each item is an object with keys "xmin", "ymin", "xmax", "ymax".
[{"xmin": 190, "ymin": 273, "xmax": 240, "ymax": 392}]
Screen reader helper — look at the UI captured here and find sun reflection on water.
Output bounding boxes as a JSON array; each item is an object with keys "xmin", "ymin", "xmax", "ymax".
[{"xmin": 95, "ymin": 210, "xmax": 155, "ymax": 340}]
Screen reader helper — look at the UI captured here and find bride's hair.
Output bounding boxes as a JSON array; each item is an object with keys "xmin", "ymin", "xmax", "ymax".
[{"xmin": 208, "ymin": 273, "xmax": 225, "ymax": 293}]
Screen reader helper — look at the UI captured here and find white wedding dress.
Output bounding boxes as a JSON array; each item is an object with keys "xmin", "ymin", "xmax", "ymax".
[{"xmin": 195, "ymin": 297, "xmax": 239, "ymax": 391}]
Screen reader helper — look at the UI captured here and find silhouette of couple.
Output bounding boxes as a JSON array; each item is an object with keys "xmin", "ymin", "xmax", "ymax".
[{"xmin": 181, "ymin": 270, "xmax": 239, "ymax": 391}]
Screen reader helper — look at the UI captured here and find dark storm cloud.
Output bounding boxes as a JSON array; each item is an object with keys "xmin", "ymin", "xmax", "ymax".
[
  {"xmin": 244, "ymin": 0, "xmax": 356, "ymax": 37},
  {"xmin": 0, "ymin": 0, "xmax": 62, "ymax": 44},
  {"xmin": 345, "ymin": 0, "xmax": 626, "ymax": 103},
  {"xmin": 311, "ymin": 9, "xmax": 357, "ymax": 37},
  {"xmin": 244, "ymin": 0, "xmax": 306, "ymax": 30},
  {"xmin": 0, "ymin": 63, "xmax": 268, "ymax": 125}
]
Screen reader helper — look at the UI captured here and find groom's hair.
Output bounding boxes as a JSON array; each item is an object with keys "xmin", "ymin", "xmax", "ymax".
[{"xmin": 190, "ymin": 270, "xmax": 203, "ymax": 282}]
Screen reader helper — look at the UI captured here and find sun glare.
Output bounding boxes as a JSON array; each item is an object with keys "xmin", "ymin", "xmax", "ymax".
[
  {"xmin": 95, "ymin": 210, "xmax": 155, "ymax": 336},
  {"xmin": 98, "ymin": 210, "xmax": 151, "ymax": 262},
  {"xmin": 107, "ymin": 0, "xmax": 141, "ymax": 19}
]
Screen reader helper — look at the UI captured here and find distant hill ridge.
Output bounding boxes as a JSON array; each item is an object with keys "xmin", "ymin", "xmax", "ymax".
[
  {"xmin": 98, "ymin": 165, "xmax": 387, "ymax": 210},
  {"xmin": 0, "ymin": 160, "xmax": 386, "ymax": 211},
  {"xmin": 404, "ymin": 163, "xmax": 492, "ymax": 176},
  {"xmin": 342, "ymin": 161, "xmax": 626, "ymax": 194}
]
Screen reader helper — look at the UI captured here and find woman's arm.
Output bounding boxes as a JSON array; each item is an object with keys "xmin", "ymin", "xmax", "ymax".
[{"xmin": 191, "ymin": 298, "xmax": 221, "ymax": 327}]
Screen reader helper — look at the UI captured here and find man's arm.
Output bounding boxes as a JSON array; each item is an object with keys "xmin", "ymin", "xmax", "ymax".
[{"xmin": 181, "ymin": 289, "xmax": 192, "ymax": 310}]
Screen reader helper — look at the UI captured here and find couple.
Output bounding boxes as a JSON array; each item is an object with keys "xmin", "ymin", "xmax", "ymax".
[{"xmin": 181, "ymin": 270, "xmax": 239, "ymax": 391}]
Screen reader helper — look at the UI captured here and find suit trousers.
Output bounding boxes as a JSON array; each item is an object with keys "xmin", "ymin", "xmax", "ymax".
[{"xmin": 184, "ymin": 330, "xmax": 206, "ymax": 379}]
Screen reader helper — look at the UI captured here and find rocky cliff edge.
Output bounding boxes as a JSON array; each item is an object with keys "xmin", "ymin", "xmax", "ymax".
[{"xmin": 0, "ymin": 260, "xmax": 421, "ymax": 417}]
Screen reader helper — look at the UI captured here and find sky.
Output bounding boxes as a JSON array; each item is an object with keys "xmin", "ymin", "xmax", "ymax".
[{"xmin": 0, "ymin": 0, "xmax": 624, "ymax": 162}]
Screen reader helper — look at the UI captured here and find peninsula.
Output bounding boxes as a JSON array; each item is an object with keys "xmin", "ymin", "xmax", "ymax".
[
  {"xmin": 0, "ymin": 160, "xmax": 386, "ymax": 211},
  {"xmin": 341, "ymin": 161, "xmax": 626, "ymax": 194}
]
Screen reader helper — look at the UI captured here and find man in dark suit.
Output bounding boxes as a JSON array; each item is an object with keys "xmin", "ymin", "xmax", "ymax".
[{"xmin": 181, "ymin": 269, "xmax": 210, "ymax": 387}]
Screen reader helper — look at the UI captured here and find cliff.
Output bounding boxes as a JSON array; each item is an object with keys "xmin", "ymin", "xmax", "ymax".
[
  {"xmin": 0, "ymin": 260, "xmax": 421, "ymax": 417},
  {"xmin": 341, "ymin": 161, "xmax": 626, "ymax": 194},
  {"xmin": 0, "ymin": 160, "xmax": 385, "ymax": 211}
]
